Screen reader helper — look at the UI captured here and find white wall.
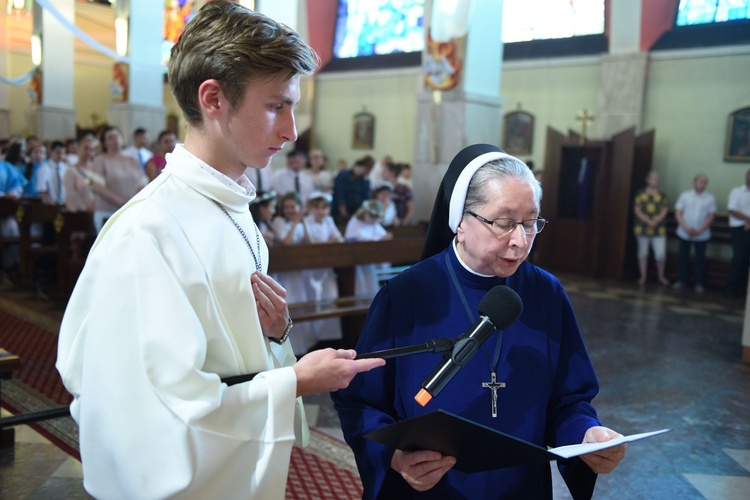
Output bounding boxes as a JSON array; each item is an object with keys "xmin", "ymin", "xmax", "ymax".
[
  {"xmin": 500, "ymin": 57, "xmax": 601, "ymax": 168},
  {"xmin": 73, "ymin": 61, "xmax": 115, "ymax": 132},
  {"xmin": 313, "ymin": 68, "xmax": 420, "ymax": 168},
  {"xmin": 644, "ymin": 48, "xmax": 750, "ymax": 211}
]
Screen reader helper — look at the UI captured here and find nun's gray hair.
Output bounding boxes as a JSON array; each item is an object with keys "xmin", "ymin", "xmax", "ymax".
[{"xmin": 463, "ymin": 158, "xmax": 542, "ymax": 214}]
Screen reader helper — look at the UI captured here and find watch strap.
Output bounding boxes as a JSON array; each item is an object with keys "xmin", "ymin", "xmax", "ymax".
[{"xmin": 270, "ymin": 316, "xmax": 293, "ymax": 344}]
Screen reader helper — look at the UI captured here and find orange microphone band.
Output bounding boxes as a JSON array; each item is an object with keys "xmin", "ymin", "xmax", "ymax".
[{"xmin": 415, "ymin": 388, "xmax": 433, "ymax": 407}]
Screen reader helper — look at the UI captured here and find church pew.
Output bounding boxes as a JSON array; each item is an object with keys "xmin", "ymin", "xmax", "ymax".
[
  {"xmin": 388, "ymin": 221, "xmax": 429, "ymax": 239},
  {"xmin": 55, "ymin": 210, "xmax": 96, "ymax": 295},
  {"xmin": 267, "ymin": 238, "xmax": 423, "ymax": 272},
  {"xmin": 0, "ymin": 197, "xmax": 22, "ymax": 280},
  {"xmin": 16, "ymin": 201, "xmax": 96, "ymax": 296},
  {"xmin": 267, "ymin": 236, "xmax": 424, "ymax": 347},
  {"xmin": 16, "ymin": 198, "xmax": 60, "ymax": 288}
]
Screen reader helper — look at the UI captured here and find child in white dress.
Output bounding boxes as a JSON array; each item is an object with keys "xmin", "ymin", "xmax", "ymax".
[
  {"xmin": 249, "ymin": 190, "xmax": 277, "ymax": 246},
  {"xmin": 272, "ymin": 192, "xmax": 313, "ymax": 355},
  {"xmin": 344, "ymin": 199, "xmax": 393, "ymax": 297},
  {"xmin": 372, "ymin": 182, "xmax": 398, "ymax": 227},
  {"xmin": 304, "ymin": 192, "xmax": 344, "ymax": 349}
]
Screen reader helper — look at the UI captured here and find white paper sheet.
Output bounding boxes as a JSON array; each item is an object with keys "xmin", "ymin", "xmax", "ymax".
[{"xmin": 550, "ymin": 429, "xmax": 672, "ymax": 459}]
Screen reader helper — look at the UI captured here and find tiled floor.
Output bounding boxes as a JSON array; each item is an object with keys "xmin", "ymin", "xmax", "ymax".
[{"xmin": 1, "ymin": 275, "xmax": 749, "ymax": 499}]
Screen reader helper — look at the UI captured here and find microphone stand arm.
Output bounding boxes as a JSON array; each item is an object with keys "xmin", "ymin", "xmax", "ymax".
[
  {"xmin": 355, "ymin": 338, "xmax": 456, "ymax": 360},
  {"xmin": 2, "ymin": 340, "xmax": 459, "ymax": 428}
]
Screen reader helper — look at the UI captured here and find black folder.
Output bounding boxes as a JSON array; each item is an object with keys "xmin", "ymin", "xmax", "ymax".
[
  {"xmin": 364, "ymin": 410, "xmax": 555, "ymax": 473},
  {"xmin": 364, "ymin": 410, "xmax": 671, "ymax": 473}
]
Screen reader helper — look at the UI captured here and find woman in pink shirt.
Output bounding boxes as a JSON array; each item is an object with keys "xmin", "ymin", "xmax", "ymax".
[
  {"xmin": 145, "ymin": 130, "xmax": 178, "ymax": 182},
  {"xmin": 91, "ymin": 126, "xmax": 148, "ymax": 230}
]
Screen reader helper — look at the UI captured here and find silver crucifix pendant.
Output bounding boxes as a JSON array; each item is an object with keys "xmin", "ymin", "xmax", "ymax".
[{"xmin": 481, "ymin": 371, "xmax": 506, "ymax": 418}]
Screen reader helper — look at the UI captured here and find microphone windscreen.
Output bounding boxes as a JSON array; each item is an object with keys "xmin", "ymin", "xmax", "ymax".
[{"xmin": 478, "ymin": 285, "xmax": 523, "ymax": 330}]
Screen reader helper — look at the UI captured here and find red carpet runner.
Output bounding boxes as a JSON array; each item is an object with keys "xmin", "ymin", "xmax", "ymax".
[
  {"xmin": 0, "ymin": 310, "xmax": 72, "ymax": 405},
  {"xmin": 0, "ymin": 308, "xmax": 364, "ymax": 498}
]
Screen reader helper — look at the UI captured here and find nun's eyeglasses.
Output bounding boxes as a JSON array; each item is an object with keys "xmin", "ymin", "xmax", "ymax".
[{"xmin": 467, "ymin": 211, "xmax": 547, "ymax": 237}]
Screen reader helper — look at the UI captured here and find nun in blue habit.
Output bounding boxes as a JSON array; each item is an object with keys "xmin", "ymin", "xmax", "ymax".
[{"xmin": 332, "ymin": 144, "xmax": 627, "ymax": 499}]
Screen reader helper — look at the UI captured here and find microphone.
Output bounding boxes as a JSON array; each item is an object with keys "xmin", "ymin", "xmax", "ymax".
[{"xmin": 414, "ymin": 285, "xmax": 523, "ymax": 407}]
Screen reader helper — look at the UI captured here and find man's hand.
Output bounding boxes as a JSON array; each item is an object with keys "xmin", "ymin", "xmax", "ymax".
[
  {"xmin": 579, "ymin": 426, "xmax": 628, "ymax": 474},
  {"xmin": 251, "ymin": 272, "xmax": 289, "ymax": 341},
  {"xmin": 293, "ymin": 348, "xmax": 384, "ymax": 396},
  {"xmin": 390, "ymin": 449, "xmax": 456, "ymax": 492}
]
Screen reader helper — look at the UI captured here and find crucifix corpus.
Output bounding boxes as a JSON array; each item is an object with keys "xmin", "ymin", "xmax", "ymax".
[
  {"xmin": 576, "ymin": 109, "xmax": 595, "ymax": 145},
  {"xmin": 481, "ymin": 372, "xmax": 506, "ymax": 418}
]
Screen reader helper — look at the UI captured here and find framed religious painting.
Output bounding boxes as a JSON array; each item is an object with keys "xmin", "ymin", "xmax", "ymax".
[
  {"xmin": 353, "ymin": 111, "xmax": 375, "ymax": 150},
  {"xmin": 725, "ymin": 106, "xmax": 750, "ymax": 162},
  {"xmin": 502, "ymin": 111, "xmax": 534, "ymax": 155}
]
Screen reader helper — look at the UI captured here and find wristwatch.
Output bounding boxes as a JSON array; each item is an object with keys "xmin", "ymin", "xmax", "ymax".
[{"xmin": 270, "ymin": 317, "xmax": 293, "ymax": 345}]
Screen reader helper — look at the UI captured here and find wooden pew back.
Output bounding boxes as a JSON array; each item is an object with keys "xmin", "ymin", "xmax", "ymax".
[
  {"xmin": 56, "ymin": 210, "xmax": 96, "ymax": 295},
  {"xmin": 16, "ymin": 198, "xmax": 60, "ymax": 285},
  {"xmin": 268, "ymin": 230, "xmax": 425, "ymax": 347},
  {"xmin": 0, "ymin": 198, "xmax": 22, "ymax": 278}
]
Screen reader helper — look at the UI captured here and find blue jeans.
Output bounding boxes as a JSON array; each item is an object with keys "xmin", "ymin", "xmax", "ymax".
[{"xmin": 677, "ymin": 237, "xmax": 707, "ymax": 286}]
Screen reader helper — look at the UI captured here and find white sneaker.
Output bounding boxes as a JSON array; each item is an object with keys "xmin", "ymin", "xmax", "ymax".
[
  {"xmin": 695, "ymin": 285, "xmax": 705, "ymax": 293},
  {"xmin": 671, "ymin": 281, "xmax": 685, "ymax": 290}
]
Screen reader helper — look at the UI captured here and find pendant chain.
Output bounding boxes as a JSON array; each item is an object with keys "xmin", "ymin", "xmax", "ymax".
[{"xmin": 213, "ymin": 200, "xmax": 262, "ymax": 272}]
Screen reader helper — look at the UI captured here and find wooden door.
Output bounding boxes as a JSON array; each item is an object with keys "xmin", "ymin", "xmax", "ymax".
[{"xmin": 536, "ymin": 127, "xmax": 608, "ymax": 275}]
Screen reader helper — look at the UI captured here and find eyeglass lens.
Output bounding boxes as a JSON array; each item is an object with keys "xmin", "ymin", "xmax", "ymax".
[{"xmin": 494, "ymin": 218, "xmax": 545, "ymax": 234}]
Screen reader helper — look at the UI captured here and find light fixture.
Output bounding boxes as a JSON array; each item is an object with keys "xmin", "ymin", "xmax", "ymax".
[
  {"xmin": 7, "ymin": 0, "xmax": 30, "ymax": 15},
  {"xmin": 115, "ymin": 17, "xmax": 128, "ymax": 57},
  {"xmin": 30, "ymin": 34, "xmax": 42, "ymax": 66}
]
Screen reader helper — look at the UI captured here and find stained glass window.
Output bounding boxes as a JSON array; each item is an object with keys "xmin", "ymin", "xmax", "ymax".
[
  {"xmin": 502, "ymin": 0, "xmax": 605, "ymax": 44},
  {"xmin": 676, "ymin": 0, "xmax": 750, "ymax": 26},
  {"xmin": 332, "ymin": 0, "xmax": 425, "ymax": 59}
]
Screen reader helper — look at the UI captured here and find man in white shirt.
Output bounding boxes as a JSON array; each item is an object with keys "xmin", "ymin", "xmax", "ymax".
[
  {"xmin": 121, "ymin": 127, "xmax": 153, "ymax": 170},
  {"xmin": 672, "ymin": 174, "xmax": 716, "ymax": 293},
  {"xmin": 273, "ymin": 149, "xmax": 314, "ymax": 208},
  {"xmin": 244, "ymin": 163, "xmax": 275, "ymax": 193},
  {"xmin": 37, "ymin": 140, "xmax": 68, "ymax": 205},
  {"xmin": 726, "ymin": 168, "xmax": 750, "ymax": 298},
  {"xmin": 367, "ymin": 153, "xmax": 393, "ymax": 189},
  {"xmin": 56, "ymin": 2, "xmax": 384, "ymax": 499}
]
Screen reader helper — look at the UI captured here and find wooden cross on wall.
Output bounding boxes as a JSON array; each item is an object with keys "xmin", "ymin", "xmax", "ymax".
[{"xmin": 576, "ymin": 109, "xmax": 595, "ymax": 144}]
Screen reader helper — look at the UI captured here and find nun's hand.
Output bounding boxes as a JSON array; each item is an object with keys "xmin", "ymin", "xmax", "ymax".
[
  {"xmin": 579, "ymin": 426, "xmax": 627, "ymax": 474},
  {"xmin": 391, "ymin": 449, "xmax": 456, "ymax": 492}
]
